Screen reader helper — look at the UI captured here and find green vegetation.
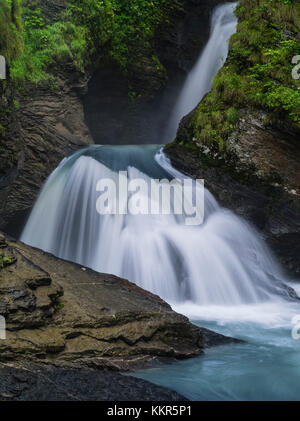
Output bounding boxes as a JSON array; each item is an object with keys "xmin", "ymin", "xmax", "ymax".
[
  {"xmin": 107, "ymin": 0, "xmax": 183, "ymax": 72},
  {"xmin": 179, "ymin": 0, "xmax": 300, "ymax": 156},
  {"xmin": 54, "ymin": 301, "xmax": 65, "ymax": 312},
  {"xmin": 10, "ymin": 4, "xmax": 89, "ymax": 82},
  {"xmin": 0, "ymin": 254, "xmax": 14, "ymax": 269},
  {"xmin": 1, "ymin": 0, "xmax": 183, "ymax": 84},
  {"xmin": 0, "ymin": 0, "xmax": 23, "ymax": 62}
]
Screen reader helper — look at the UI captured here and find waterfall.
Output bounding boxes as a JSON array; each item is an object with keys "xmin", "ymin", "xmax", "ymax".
[
  {"xmin": 21, "ymin": 144, "xmax": 290, "ymax": 306},
  {"xmin": 165, "ymin": 2, "xmax": 238, "ymax": 141},
  {"xmin": 20, "ymin": 2, "xmax": 292, "ymax": 308}
]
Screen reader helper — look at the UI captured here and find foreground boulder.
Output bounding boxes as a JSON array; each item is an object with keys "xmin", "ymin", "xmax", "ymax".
[{"xmin": 0, "ymin": 233, "xmax": 234, "ymax": 372}]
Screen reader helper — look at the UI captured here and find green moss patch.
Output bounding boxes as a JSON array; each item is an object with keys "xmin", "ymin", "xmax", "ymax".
[{"xmin": 0, "ymin": 0, "xmax": 23, "ymax": 62}]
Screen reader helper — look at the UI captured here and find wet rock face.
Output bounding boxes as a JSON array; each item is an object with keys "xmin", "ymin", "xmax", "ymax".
[
  {"xmin": 157, "ymin": 0, "xmax": 224, "ymax": 74},
  {"xmin": 0, "ymin": 232, "xmax": 235, "ymax": 370},
  {"xmin": 225, "ymin": 114, "xmax": 300, "ymax": 276},
  {"xmin": 0, "ymin": 71, "xmax": 93, "ymax": 236},
  {"xmin": 0, "ymin": 78, "xmax": 23, "ymax": 230},
  {"xmin": 226, "ymin": 113, "xmax": 300, "ymax": 197}
]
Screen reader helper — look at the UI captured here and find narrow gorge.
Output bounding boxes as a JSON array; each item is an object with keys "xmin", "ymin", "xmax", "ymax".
[{"xmin": 0, "ymin": 0, "xmax": 299, "ymax": 402}]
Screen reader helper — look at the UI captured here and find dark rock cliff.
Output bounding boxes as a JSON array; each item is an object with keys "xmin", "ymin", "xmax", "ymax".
[
  {"xmin": 0, "ymin": 72, "xmax": 23, "ymax": 229},
  {"xmin": 1, "ymin": 71, "xmax": 93, "ymax": 235}
]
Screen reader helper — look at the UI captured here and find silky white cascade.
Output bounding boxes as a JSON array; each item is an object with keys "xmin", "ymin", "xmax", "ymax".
[
  {"xmin": 166, "ymin": 2, "xmax": 238, "ymax": 140},
  {"xmin": 21, "ymin": 2, "xmax": 292, "ymax": 308},
  {"xmin": 21, "ymin": 144, "xmax": 289, "ymax": 305}
]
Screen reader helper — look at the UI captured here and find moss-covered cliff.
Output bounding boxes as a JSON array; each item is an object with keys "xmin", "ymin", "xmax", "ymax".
[
  {"xmin": 0, "ymin": 2, "xmax": 23, "ymax": 222},
  {"xmin": 167, "ymin": 0, "xmax": 299, "ymax": 154},
  {"xmin": 0, "ymin": 0, "xmax": 22, "ymax": 138},
  {"xmin": 0, "ymin": 0, "xmax": 23, "ymax": 62}
]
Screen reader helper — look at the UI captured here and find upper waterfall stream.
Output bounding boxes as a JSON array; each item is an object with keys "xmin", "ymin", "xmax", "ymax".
[{"xmin": 166, "ymin": 2, "xmax": 238, "ymax": 140}]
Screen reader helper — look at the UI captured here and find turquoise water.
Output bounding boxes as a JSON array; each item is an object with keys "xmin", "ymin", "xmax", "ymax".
[{"xmin": 132, "ymin": 302, "xmax": 300, "ymax": 401}]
